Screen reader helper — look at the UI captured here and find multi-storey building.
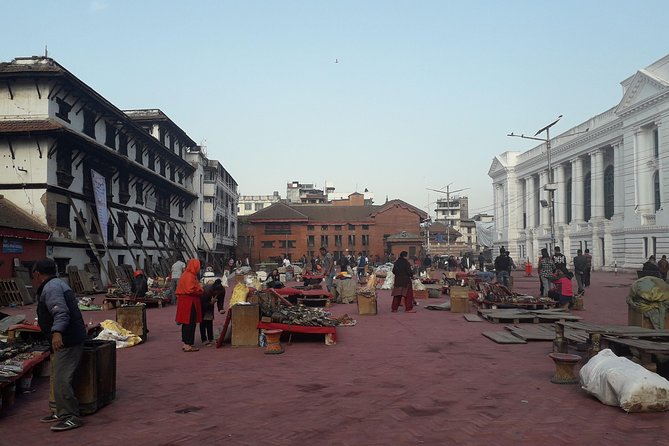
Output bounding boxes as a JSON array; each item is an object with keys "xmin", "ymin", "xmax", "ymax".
[
  {"xmin": 237, "ymin": 197, "xmax": 427, "ymax": 266},
  {"xmin": 489, "ymin": 53, "xmax": 669, "ymax": 271},
  {"xmin": 0, "ymin": 56, "xmax": 224, "ymax": 282},
  {"xmin": 286, "ymin": 181, "xmax": 330, "ymax": 204},
  {"xmin": 238, "ymin": 192, "xmax": 281, "ymax": 216}
]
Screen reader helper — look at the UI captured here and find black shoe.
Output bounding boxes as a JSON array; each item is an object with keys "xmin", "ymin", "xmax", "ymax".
[
  {"xmin": 50, "ymin": 416, "xmax": 83, "ymax": 432},
  {"xmin": 40, "ymin": 414, "xmax": 60, "ymax": 423}
]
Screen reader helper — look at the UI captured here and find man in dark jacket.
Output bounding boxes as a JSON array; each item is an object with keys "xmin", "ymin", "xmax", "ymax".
[
  {"xmin": 494, "ymin": 248, "xmax": 512, "ymax": 287},
  {"xmin": 33, "ymin": 258, "xmax": 87, "ymax": 432},
  {"xmin": 573, "ymin": 249, "xmax": 588, "ymax": 294}
]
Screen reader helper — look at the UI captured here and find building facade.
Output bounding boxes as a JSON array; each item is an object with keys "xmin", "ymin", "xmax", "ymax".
[
  {"xmin": 238, "ymin": 192, "xmax": 281, "ymax": 216},
  {"xmin": 0, "ymin": 56, "xmax": 236, "ymax": 282},
  {"xmin": 489, "ymin": 54, "xmax": 669, "ymax": 271},
  {"xmin": 237, "ymin": 199, "xmax": 427, "ymax": 266}
]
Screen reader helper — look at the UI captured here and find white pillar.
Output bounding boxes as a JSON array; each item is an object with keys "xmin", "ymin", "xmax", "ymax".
[
  {"xmin": 527, "ymin": 176, "xmax": 536, "ymax": 228},
  {"xmin": 635, "ymin": 129, "xmax": 654, "ymax": 214},
  {"xmin": 555, "ymin": 164, "xmax": 566, "ymax": 225},
  {"xmin": 591, "ymin": 149, "xmax": 605, "ymax": 219},
  {"xmin": 613, "ymin": 140, "xmax": 624, "ymax": 217},
  {"xmin": 572, "ymin": 157, "xmax": 584, "ymax": 222}
]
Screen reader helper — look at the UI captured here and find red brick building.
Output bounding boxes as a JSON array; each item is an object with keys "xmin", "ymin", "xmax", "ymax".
[
  {"xmin": 0, "ymin": 195, "xmax": 51, "ymax": 278},
  {"xmin": 237, "ymin": 198, "xmax": 427, "ymax": 267}
]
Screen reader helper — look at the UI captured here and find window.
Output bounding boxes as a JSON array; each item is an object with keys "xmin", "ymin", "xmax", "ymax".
[
  {"xmin": 159, "ymin": 128, "xmax": 166, "ymax": 145},
  {"xmin": 148, "ymin": 151, "xmax": 155, "ymax": 171},
  {"xmin": 135, "ymin": 182, "xmax": 144, "ymax": 205},
  {"xmin": 133, "ymin": 223, "xmax": 144, "ymax": 244},
  {"xmin": 178, "ymin": 202, "xmax": 184, "ymax": 217},
  {"xmin": 158, "ymin": 222, "xmax": 166, "ymax": 242},
  {"xmin": 105, "ymin": 123, "xmax": 116, "ymax": 149},
  {"xmin": 56, "ymin": 147, "xmax": 73, "ymax": 188},
  {"xmin": 178, "ymin": 172, "xmax": 183, "ymax": 185},
  {"xmin": 584, "ymin": 172, "xmax": 591, "ymax": 221},
  {"xmin": 348, "ymin": 224, "xmax": 355, "ymax": 230},
  {"xmin": 320, "ymin": 235, "xmax": 328, "ymax": 247},
  {"xmin": 117, "ymin": 255, "xmax": 124, "ymax": 266},
  {"xmin": 83, "ymin": 109, "xmax": 96, "ymax": 138},
  {"xmin": 147, "ymin": 221, "xmax": 155, "ymax": 240},
  {"xmin": 279, "ymin": 240, "xmax": 286, "ymax": 248},
  {"xmin": 169, "ymin": 165, "xmax": 175, "ymax": 182},
  {"xmin": 55, "ymin": 98, "xmax": 72, "ymax": 123},
  {"xmin": 265, "ymin": 223, "xmax": 290, "ymax": 235},
  {"xmin": 362, "ymin": 225, "xmax": 369, "ymax": 230},
  {"xmin": 348, "ymin": 234, "xmax": 355, "ymax": 246},
  {"xmin": 156, "ymin": 191, "xmax": 170, "ymax": 217},
  {"xmin": 255, "ymin": 203, "xmax": 264, "ymax": 211},
  {"xmin": 362, "ymin": 235, "xmax": 369, "ymax": 246},
  {"xmin": 334, "ymin": 235, "xmax": 342, "ymax": 247},
  {"xmin": 334, "ymin": 225, "xmax": 342, "ymax": 231},
  {"xmin": 261, "ymin": 241, "xmax": 275, "ymax": 248},
  {"xmin": 118, "ymin": 171, "xmax": 130, "ymax": 204},
  {"xmin": 654, "ymin": 128, "xmax": 660, "ymax": 159},
  {"xmin": 604, "ymin": 166, "xmax": 614, "ymax": 219},
  {"xmin": 118, "ymin": 133, "xmax": 128, "ymax": 156},
  {"xmin": 321, "ymin": 225, "xmax": 328, "ymax": 231},
  {"xmin": 117, "ymin": 212, "xmax": 127, "ymax": 238},
  {"xmin": 89, "ymin": 206, "xmax": 98, "ymax": 234},
  {"xmin": 135, "ymin": 144, "xmax": 143, "ymax": 164},
  {"xmin": 307, "ymin": 235, "xmax": 315, "ymax": 247},
  {"xmin": 244, "ymin": 203, "xmax": 252, "ymax": 210},
  {"xmin": 566, "ymin": 179, "xmax": 572, "ymax": 224},
  {"xmin": 307, "ymin": 225, "xmax": 315, "ymax": 231},
  {"xmin": 107, "ymin": 218, "xmax": 114, "ymax": 243},
  {"xmin": 654, "ymin": 171, "xmax": 661, "ymax": 211},
  {"xmin": 159, "ymin": 158, "xmax": 166, "ymax": 176}
]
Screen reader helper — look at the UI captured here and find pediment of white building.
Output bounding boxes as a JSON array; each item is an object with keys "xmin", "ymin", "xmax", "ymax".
[
  {"xmin": 488, "ymin": 152, "xmax": 518, "ymax": 178},
  {"xmin": 616, "ymin": 70, "xmax": 669, "ymax": 115}
]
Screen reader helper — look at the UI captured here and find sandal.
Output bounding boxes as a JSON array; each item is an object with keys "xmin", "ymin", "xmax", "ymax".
[{"xmin": 182, "ymin": 346, "xmax": 199, "ymax": 352}]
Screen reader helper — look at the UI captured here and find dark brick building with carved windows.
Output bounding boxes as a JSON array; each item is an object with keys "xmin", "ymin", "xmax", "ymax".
[{"xmin": 237, "ymin": 196, "xmax": 427, "ymax": 267}]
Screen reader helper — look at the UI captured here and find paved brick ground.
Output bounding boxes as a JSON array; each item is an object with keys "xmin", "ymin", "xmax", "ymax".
[{"xmin": 2, "ymin": 270, "xmax": 669, "ymax": 445}]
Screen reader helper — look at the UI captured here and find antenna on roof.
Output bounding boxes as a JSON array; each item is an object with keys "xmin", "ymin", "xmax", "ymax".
[{"xmin": 44, "ymin": 45, "xmax": 48, "ymax": 58}]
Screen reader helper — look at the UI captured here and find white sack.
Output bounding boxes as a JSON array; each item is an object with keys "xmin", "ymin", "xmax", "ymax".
[
  {"xmin": 381, "ymin": 270, "xmax": 395, "ymax": 290},
  {"xmin": 579, "ymin": 348, "xmax": 669, "ymax": 412}
]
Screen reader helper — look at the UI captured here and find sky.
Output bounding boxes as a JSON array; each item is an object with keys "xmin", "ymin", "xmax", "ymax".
[{"xmin": 3, "ymin": 1, "xmax": 669, "ymax": 218}]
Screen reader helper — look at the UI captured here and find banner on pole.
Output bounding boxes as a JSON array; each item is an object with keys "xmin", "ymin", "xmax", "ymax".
[{"xmin": 91, "ymin": 169, "xmax": 108, "ymax": 246}]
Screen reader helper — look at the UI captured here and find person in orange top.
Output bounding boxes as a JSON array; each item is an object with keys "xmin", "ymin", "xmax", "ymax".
[{"xmin": 175, "ymin": 258, "xmax": 204, "ymax": 352}]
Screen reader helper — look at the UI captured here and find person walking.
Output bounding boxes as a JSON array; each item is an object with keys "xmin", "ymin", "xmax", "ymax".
[
  {"xmin": 538, "ymin": 248, "xmax": 555, "ymax": 298},
  {"xmin": 176, "ymin": 258, "xmax": 203, "ymax": 352},
  {"xmin": 199, "ymin": 280, "xmax": 224, "ymax": 346},
  {"xmin": 583, "ymin": 249, "xmax": 592, "ymax": 287},
  {"xmin": 320, "ymin": 247, "xmax": 335, "ymax": 292},
  {"xmin": 552, "ymin": 246, "xmax": 567, "ymax": 272},
  {"xmin": 573, "ymin": 249, "xmax": 588, "ymax": 295},
  {"xmin": 494, "ymin": 248, "xmax": 512, "ymax": 287},
  {"xmin": 170, "ymin": 257, "xmax": 186, "ymax": 305},
  {"xmin": 478, "ymin": 252, "xmax": 485, "ymax": 271},
  {"xmin": 658, "ymin": 255, "xmax": 669, "ymax": 281},
  {"xmin": 33, "ymin": 258, "xmax": 87, "ymax": 432},
  {"xmin": 356, "ymin": 252, "xmax": 367, "ymax": 281},
  {"xmin": 391, "ymin": 251, "xmax": 415, "ymax": 313}
]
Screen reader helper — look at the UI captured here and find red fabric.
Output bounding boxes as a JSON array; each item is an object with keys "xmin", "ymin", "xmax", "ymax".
[
  {"xmin": 257, "ymin": 322, "xmax": 336, "ymax": 342},
  {"xmin": 391, "ymin": 285, "xmax": 414, "ymax": 312},
  {"xmin": 175, "ymin": 259, "xmax": 203, "ymax": 324},
  {"xmin": 302, "ymin": 273, "xmax": 324, "ymax": 280}
]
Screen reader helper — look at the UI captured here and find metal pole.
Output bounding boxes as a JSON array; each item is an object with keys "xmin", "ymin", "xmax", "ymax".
[
  {"xmin": 446, "ymin": 185, "xmax": 450, "ymax": 256},
  {"xmin": 547, "ymin": 128, "xmax": 555, "ymax": 252}
]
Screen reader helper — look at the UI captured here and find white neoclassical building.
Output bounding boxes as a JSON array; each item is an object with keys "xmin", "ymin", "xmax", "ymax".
[{"xmin": 489, "ymin": 53, "xmax": 669, "ymax": 272}]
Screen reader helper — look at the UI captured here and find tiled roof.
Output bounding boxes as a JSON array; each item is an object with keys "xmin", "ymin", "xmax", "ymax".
[
  {"xmin": 0, "ymin": 119, "xmax": 62, "ymax": 133},
  {"xmin": 387, "ymin": 232, "xmax": 423, "ymax": 240},
  {"xmin": 0, "ymin": 57, "xmax": 62, "ymax": 74},
  {"xmin": 247, "ymin": 198, "xmax": 425, "ymax": 224},
  {"xmin": 0, "ymin": 195, "xmax": 50, "ymax": 234}
]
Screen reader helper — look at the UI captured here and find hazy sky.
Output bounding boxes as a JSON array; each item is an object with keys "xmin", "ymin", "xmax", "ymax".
[{"xmin": 3, "ymin": 1, "xmax": 669, "ymax": 218}]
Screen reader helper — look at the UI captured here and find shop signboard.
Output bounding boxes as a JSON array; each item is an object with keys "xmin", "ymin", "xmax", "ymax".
[{"xmin": 2, "ymin": 237, "xmax": 23, "ymax": 254}]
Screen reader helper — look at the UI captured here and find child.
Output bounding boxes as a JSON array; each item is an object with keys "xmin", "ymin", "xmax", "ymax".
[{"xmin": 549, "ymin": 266, "xmax": 574, "ymax": 309}]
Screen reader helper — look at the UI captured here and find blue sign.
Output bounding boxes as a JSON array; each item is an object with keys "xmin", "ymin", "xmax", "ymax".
[{"xmin": 2, "ymin": 238, "xmax": 23, "ymax": 254}]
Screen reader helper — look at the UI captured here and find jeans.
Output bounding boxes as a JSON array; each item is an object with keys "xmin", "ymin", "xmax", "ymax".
[
  {"xmin": 51, "ymin": 343, "xmax": 84, "ymax": 419},
  {"xmin": 497, "ymin": 271, "xmax": 510, "ymax": 287},
  {"xmin": 540, "ymin": 276, "xmax": 552, "ymax": 297}
]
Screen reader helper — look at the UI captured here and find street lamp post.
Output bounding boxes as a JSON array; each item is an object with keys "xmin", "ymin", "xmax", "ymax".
[
  {"xmin": 427, "ymin": 184, "xmax": 470, "ymax": 256},
  {"xmin": 508, "ymin": 116, "xmax": 563, "ymax": 252}
]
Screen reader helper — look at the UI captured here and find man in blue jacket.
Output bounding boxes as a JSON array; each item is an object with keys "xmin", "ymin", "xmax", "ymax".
[{"xmin": 33, "ymin": 258, "xmax": 87, "ymax": 432}]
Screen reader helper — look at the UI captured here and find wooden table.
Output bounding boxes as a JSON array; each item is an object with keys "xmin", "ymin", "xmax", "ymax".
[
  {"xmin": 603, "ymin": 336, "xmax": 669, "ymax": 371},
  {"xmin": 553, "ymin": 321, "xmax": 669, "ymax": 355},
  {"xmin": 257, "ymin": 322, "xmax": 336, "ymax": 345}
]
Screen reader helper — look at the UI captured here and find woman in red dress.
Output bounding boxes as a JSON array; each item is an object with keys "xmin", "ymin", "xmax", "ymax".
[{"xmin": 175, "ymin": 258, "xmax": 203, "ymax": 352}]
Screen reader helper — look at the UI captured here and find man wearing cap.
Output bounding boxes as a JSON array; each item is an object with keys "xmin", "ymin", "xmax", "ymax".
[{"xmin": 32, "ymin": 258, "xmax": 87, "ymax": 432}]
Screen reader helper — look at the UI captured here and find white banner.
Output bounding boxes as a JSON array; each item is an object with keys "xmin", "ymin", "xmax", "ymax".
[
  {"xmin": 91, "ymin": 169, "xmax": 108, "ymax": 246},
  {"xmin": 474, "ymin": 221, "xmax": 495, "ymax": 248}
]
